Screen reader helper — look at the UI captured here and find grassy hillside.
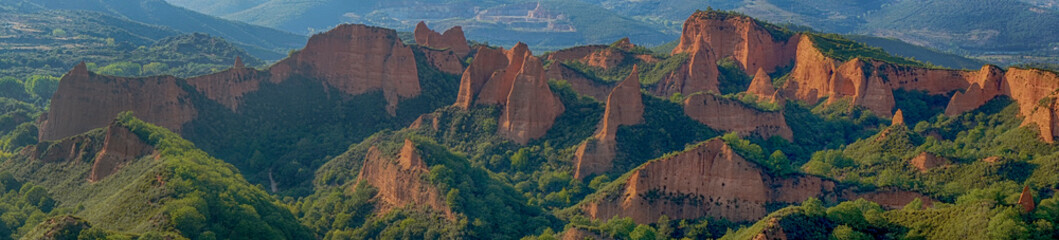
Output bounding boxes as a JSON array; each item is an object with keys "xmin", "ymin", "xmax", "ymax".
[
  {"xmin": 846, "ymin": 35, "xmax": 987, "ymax": 70},
  {"xmin": 863, "ymin": 0, "xmax": 1059, "ymax": 52},
  {"xmin": 0, "ymin": 11, "xmax": 265, "ymax": 79},
  {"xmin": 16, "ymin": 0, "xmax": 306, "ymax": 60},
  {"xmin": 0, "ymin": 113, "xmax": 312, "ymax": 239}
]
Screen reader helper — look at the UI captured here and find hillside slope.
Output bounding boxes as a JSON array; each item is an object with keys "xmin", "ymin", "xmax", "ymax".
[{"xmin": 19, "ymin": 0, "xmax": 306, "ymax": 60}]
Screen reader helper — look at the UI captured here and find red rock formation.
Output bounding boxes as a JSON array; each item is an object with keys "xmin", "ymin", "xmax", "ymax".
[
  {"xmin": 90, "ymin": 123, "xmax": 155, "ymax": 182},
  {"xmin": 574, "ymin": 68, "xmax": 644, "ymax": 179},
  {"xmin": 498, "ymin": 55, "xmax": 566, "ymax": 144},
  {"xmin": 747, "ymin": 68, "xmax": 776, "ymax": 101},
  {"xmin": 673, "ymin": 11, "xmax": 798, "ymax": 76},
  {"xmin": 356, "ymin": 139, "xmax": 454, "ymax": 219},
  {"xmin": 457, "ymin": 43, "xmax": 565, "ymax": 144},
  {"xmin": 456, "ymin": 46, "xmax": 509, "ymax": 108},
  {"xmin": 185, "ymin": 66, "xmax": 270, "ymax": 111},
  {"xmin": 39, "ymin": 63, "xmax": 198, "ymax": 141},
  {"xmin": 1019, "ymin": 186, "xmax": 1036, "ymax": 212},
  {"xmin": 683, "ymin": 93, "xmax": 793, "ymax": 140},
  {"xmin": 909, "ymin": 152, "xmax": 949, "ymax": 173},
  {"xmin": 892, "ymin": 109, "xmax": 905, "ymax": 126},
  {"xmin": 270, "ymin": 24, "xmax": 420, "ymax": 115},
  {"xmin": 414, "ymin": 22, "xmax": 471, "ymax": 57},
  {"xmin": 653, "ymin": 37, "xmax": 720, "ymax": 96},
  {"xmin": 582, "ymin": 139, "xmax": 772, "ymax": 223},
  {"xmin": 582, "ymin": 138, "xmax": 933, "ymax": 224}
]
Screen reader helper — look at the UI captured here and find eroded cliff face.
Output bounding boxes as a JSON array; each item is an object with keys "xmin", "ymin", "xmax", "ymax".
[
  {"xmin": 40, "ymin": 63, "xmax": 198, "ymax": 141},
  {"xmin": 457, "ymin": 43, "xmax": 565, "ymax": 144},
  {"xmin": 909, "ymin": 152, "xmax": 949, "ymax": 173},
  {"xmin": 683, "ymin": 93, "xmax": 793, "ymax": 140},
  {"xmin": 43, "ymin": 24, "xmax": 433, "ymax": 141},
  {"xmin": 414, "ymin": 22, "xmax": 471, "ymax": 57},
  {"xmin": 581, "ymin": 138, "xmax": 932, "ymax": 224},
  {"xmin": 781, "ymin": 36, "xmax": 1002, "ymax": 119},
  {"xmin": 90, "ymin": 123, "xmax": 155, "ymax": 182},
  {"xmin": 498, "ymin": 55, "xmax": 566, "ymax": 144},
  {"xmin": 747, "ymin": 68, "xmax": 777, "ymax": 101},
  {"xmin": 574, "ymin": 69, "xmax": 644, "ymax": 179},
  {"xmin": 1006, "ymin": 68, "xmax": 1059, "ymax": 142},
  {"xmin": 185, "ymin": 61, "xmax": 270, "ymax": 111},
  {"xmin": 652, "ymin": 37, "xmax": 720, "ymax": 96},
  {"xmin": 356, "ymin": 139, "xmax": 454, "ymax": 219},
  {"xmin": 270, "ymin": 24, "xmax": 420, "ymax": 115},
  {"xmin": 673, "ymin": 12, "xmax": 797, "ymax": 76},
  {"xmin": 582, "ymin": 139, "xmax": 771, "ymax": 223}
]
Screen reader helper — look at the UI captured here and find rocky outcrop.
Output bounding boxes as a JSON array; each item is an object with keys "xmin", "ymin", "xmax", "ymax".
[
  {"xmin": 574, "ymin": 68, "xmax": 644, "ymax": 179},
  {"xmin": 43, "ymin": 24, "xmax": 434, "ymax": 141},
  {"xmin": 498, "ymin": 55, "xmax": 566, "ymax": 144},
  {"xmin": 581, "ymin": 138, "xmax": 931, "ymax": 224},
  {"xmin": 457, "ymin": 43, "xmax": 565, "ymax": 144},
  {"xmin": 747, "ymin": 68, "xmax": 776, "ymax": 101},
  {"xmin": 90, "ymin": 123, "xmax": 155, "ymax": 182},
  {"xmin": 270, "ymin": 24, "xmax": 420, "ymax": 115},
  {"xmin": 456, "ymin": 46, "xmax": 509, "ymax": 108},
  {"xmin": 356, "ymin": 139, "xmax": 454, "ymax": 219},
  {"xmin": 652, "ymin": 36, "xmax": 720, "ymax": 96},
  {"xmin": 892, "ymin": 109, "xmax": 905, "ymax": 126},
  {"xmin": 1019, "ymin": 186, "xmax": 1036, "ymax": 212},
  {"xmin": 414, "ymin": 22, "xmax": 471, "ymax": 57},
  {"xmin": 683, "ymin": 93, "xmax": 793, "ymax": 140},
  {"xmin": 582, "ymin": 139, "xmax": 772, "ymax": 223},
  {"xmin": 673, "ymin": 11, "xmax": 798, "ymax": 76},
  {"xmin": 909, "ymin": 152, "xmax": 948, "ymax": 173},
  {"xmin": 185, "ymin": 61, "xmax": 270, "ymax": 111},
  {"xmin": 39, "ymin": 63, "xmax": 198, "ymax": 141}
]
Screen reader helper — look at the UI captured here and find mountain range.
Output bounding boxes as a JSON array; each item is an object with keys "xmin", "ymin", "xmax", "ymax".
[
  {"xmin": 165, "ymin": 0, "xmax": 1059, "ymax": 65},
  {"xmin": 0, "ymin": 6, "xmax": 1056, "ymax": 239}
]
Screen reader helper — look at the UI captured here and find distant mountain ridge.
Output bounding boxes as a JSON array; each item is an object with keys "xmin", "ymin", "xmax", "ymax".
[{"xmin": 14, "ymin": 0, "xmax": 306, "ymax": 60}]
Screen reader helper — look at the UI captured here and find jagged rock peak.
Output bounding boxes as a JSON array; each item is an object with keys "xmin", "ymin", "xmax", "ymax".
[
  {"xmin": 747, "ymin": 68, "xmax": 775, "ymax": 98},
  {"xmin": 90, "ymin": 122, "xmax": 155, "ymax": 182},
  {"xmin": 573, "ymin": 66, "xmax": 644, "ymax": 179},
  {"xmin": 498, "ymin": 54, "xmax": 565, "ymax": 144},
  {"xmin": 1019, "ymin": 186, "xmax": 1036, "ymax": 212},
  {"xmin": 455, "ymin": 46, "xmax": 509, "ymax": 108},
  {"xmin": 234, "ymin": 56, "xmax": 244, "ymax": 69},
  {"xmin": 71, "ymin": 61, "xmax": 89, "ymax": 76},
  {"xmin": 893, "ymin": 109, "xmax": 905, "ymax": 126},
  {"xmin": 414, "ymin": 21, "xmax": 471, "ymax": 57}
]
